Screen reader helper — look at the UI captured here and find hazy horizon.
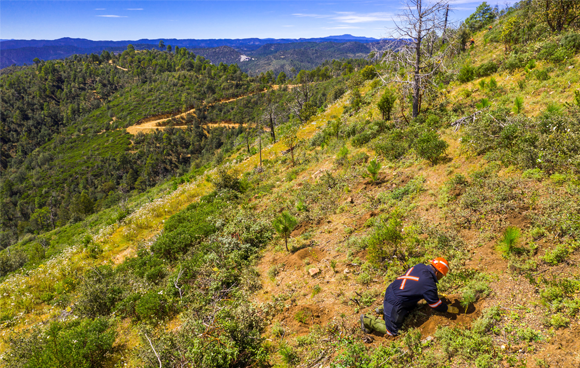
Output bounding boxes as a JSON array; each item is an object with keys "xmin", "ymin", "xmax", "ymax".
[{"xmin": 1, "ymin": 0, "xmax": 516, "ymax": 41}]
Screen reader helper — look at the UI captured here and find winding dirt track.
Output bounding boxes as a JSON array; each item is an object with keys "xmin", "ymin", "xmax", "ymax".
[{"xmin": 125, "ymin": 84, "xmax": 296, "ymax": 135}]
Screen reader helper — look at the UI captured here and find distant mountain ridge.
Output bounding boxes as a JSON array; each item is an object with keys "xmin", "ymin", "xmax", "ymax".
[
  {"xmin": 0, "ymin": 35, "xmax": 381, "ymax": 51},
  {"xmin": 0, "ymin": 35, "xmax": 390, "ymax": 71}
]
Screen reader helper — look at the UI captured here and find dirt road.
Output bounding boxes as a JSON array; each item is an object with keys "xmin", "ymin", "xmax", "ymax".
[{"xmin": 126, "ymin": 85, "xmax": 297, "ymax": 135}]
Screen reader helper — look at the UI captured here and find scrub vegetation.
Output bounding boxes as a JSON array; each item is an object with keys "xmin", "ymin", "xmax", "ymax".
[{"xmin": 1, "ymin": 1, "xmax": 580, "ymax": 367}]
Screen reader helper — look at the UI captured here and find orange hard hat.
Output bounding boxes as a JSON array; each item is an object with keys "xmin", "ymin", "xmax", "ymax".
[{"xmin": 430, "ymin": 257, "xmax": 450, "ymax": 276}]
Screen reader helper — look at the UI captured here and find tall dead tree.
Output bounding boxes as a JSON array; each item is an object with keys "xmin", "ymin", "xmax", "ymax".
[
  {"xmin": 261, "ymin": 91, "xmax": 282, "ymax": 142},
  {"xmin": 381, "ymin": 0, "xmax": 451, "ymax": 118}
]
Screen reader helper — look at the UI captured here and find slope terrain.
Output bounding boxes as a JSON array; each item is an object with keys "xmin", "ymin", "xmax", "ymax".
[{"xmin": 1, "ymin": 2, "xmax": 580, "ymax": 367}]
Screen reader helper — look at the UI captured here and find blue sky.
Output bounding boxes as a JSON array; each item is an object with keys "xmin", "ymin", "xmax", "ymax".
[{"xmin": 1, "ymin": 1, "xmax": 516, "ymax": 40}]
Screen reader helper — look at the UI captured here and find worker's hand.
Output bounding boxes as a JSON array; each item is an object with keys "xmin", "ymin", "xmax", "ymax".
[{"xmin": 447, "ymin": 306, "xmax": 459, "ymax": 314}]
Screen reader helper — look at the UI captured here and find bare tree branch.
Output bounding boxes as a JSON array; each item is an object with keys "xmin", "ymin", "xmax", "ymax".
[{"xmin": 145, "ymin": 333, "xmax": 162, "ymax": 368}]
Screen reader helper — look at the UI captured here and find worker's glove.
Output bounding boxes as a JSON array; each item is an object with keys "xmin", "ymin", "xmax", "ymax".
[{"xmin": 447, "ymin": 306, "xmax": 460, "ymax": 314}]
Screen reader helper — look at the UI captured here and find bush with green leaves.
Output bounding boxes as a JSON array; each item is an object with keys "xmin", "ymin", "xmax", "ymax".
[
  {"xmin": 135, "ymin": 290, "xmax": 170, "ymax": 322},
  {"xmin": 533, "ymin": 69, "xmax": 550, "ymax": 81},
  {"xmin": 457, "ymin": 64, "xmax": 475, "ymax": 83},
  {"xmin": 367, "ymin": 217, "xmax": 404, "ymax": 268},
  {"xmin": 461, "ymin": 109, "xmax": 580, "ymax": 174},
  {"xmin": 360, "ymin": 65, "xmax": 377, "ymax": 80},
  {"xmin": 475, "ymin": 61, "xmax": 498, "ymax": 78},
  {"xmin": 76, "ymin": 265, "xmax": 124, "ymax": 318},
  {"xmin": 4, "ymin": 318, "xmax": 116, "ymax": 368},
  {"xmin": 151, "ymin": 198, "xmax": 222, "ymax": 260},
  {"xmin": 414, "ymin": 131, "xmax": 448, "ymax": 164},
  {"xmin": 374, "ymin": 131, "xmax": 409, "ymax": 161},
  {"xmin": 542, "ymin": 243, "xmax": 572, "ymax": 265},
  {"xmin": 560, "ymin": 32, "xmax": 580, "ymax": 51}
]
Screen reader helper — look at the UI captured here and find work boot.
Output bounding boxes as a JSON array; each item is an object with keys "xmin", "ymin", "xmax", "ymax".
[
  {"xmin": 362, "ymin": 314, "xmax": 391, "ymax": 335},
  {"xmin": 360, "ymin": 314, "xmax": 370, "ymax": 333}
]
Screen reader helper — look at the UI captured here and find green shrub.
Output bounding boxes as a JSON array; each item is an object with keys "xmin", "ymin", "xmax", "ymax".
[
  {"xmin": 211, "ymin": 167, "xmax": 242, "ymax": 192},
  {"xmin": 414, "ymin": 131, "xmax": 449, "ymax": 164},
  {"xmin": 367, "ymin": 217, "xmax": 403, "ymax": 268},
  {"xmin": 550, "ymin": 313, "xmax": 570, "ymax": 328},
  {"xmin": 76, "ymin": 266, "xmax": 124, "ymax": 318},
  {"xmin": 534, "ymin": 69, "xmax": 550, "ymax": 81},
  {"xmin": 475, "ymin": 62, "xmax": 498, "ymax": 78},
  {"xmin": 279, "ymin": 343, "xmax": 299, "ymax": 365},
  {"xmin": 476, "ymin": 98, "xmax": 491, "ymax": 109},
  {"xmin": 503, "ymin": 54, "xmax": 524, "ymax": 71},
  {"xmin": 357, "ymin": 272, "xmax": 371, "ymax": 285},
  {"xmin": 135, "ymin": 291, "xmax": 169, "ymax": 321},
  {"xmin": 115, "ymin": 292, "xmax": 141, "ymax": 319},
  {"xmin": 458, "ymin": 64, "xmax": 475, "ymax": 83},
  {"xmin": 522, "ymin": 168, "xmax": 544, "ymax": 180},
  {"xmin": 550, "ymin": 47, "xmax": 574, "ymax": 63},
  {"xmin": 0, "ymin": 248, "xmax": 28, "ymax": 277},
  {"xmin": 294, "ymin": 309, "xmax": 312, "ymax": 324},
  {"xmin": 425, "ymin": 115, "xmax": 441, "ymax": 128},
  {"xmin": 550, "ymin": 173, "xmax": 567, "ymax": 185},
  {"xmin": 360, "ymin": 65, "xmax": 377, "ymax": 80},
  {"xmin": 351, "ymin": 130, "xmax": 373, "ymax": 147},
  {"xmin": 377, "ymin": 89, "xmax": 397, "ymax": 121},
  {"xmin": 560, "ymin": 33, "xmax": 580, "ymax": 51},
  {"xmin": 516, "ymin": 327, "xmax": 542, "ymax": 342},
  {"xmin": 311, "ymin": 284, "xmax": 321, "ymax": 297},
  {"xmin": 538, "ymin": 42, "xmax": 559, "ymax": 60},
  {"xmin": 4, "ymin": 318, "xmax": 116, "ymax": 368},
  {"xmin": 374, "ymin": 132, "xmax": 408, "ymax": 161},
  {"xmin": 542, "ymin": 244, "xmax": 571, "ymax": 265},
  {"xmin": 488, "ymin": 77, "xmax": 498, "ymax": 91},
  {"xmin": 152, "ymin": 199, "xmax": 222, "ymax": 260}
]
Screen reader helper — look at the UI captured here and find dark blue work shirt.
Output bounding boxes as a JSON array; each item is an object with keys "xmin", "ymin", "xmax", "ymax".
[{"xmin": 384, "ymin": 263, "xmax": 448, "ymax": 313}]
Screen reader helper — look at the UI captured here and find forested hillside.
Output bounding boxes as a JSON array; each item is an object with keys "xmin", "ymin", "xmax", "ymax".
[{"xmin": 1, "ymin": 1, "xmax": 580, "ymax": 367}]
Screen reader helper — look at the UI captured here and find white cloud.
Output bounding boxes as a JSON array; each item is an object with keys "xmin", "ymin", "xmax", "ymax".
[
  {"xmin": 322, "ymin": 25, "xmax": 361, "ymax": 29},
  {"xmin": 97, "ymin": 15, "xmax": 128, "ymax": 18},
  {"xmin": 333, "ymin": 12, "xmax": 394, "ymax": 23},
  {"xmin": 95, "ymin": 8, "xmax": 105, "ymax": 11},
  {"xmin": 126, "ymin": 8, "xmax": 143, "ymax": 11},
  {"xmin": 293, "ymin": 13, "xmax": 330, "ymax": 19},
  {"xmin": 294, "ymin": 11, "xmax": 395, "ymax": 24}
]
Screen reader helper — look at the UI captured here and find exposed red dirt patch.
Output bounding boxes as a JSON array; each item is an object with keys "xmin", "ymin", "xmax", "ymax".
[
  {"xmin": 355, "ymin": 211, "xmax": 379, "ymax": 229},
  {"xmin": 279, "ymin": 304, "xmax": 331, "ymax": 335},
  {"xmin": 284, "ymin": 247, "xmax": 326, "ymax": 269}
]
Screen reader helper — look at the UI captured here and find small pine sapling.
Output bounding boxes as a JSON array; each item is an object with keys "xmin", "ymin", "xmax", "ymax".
[
  {"xmin": 488, "ymin": 77, "xmax": 498, "ymax": 91},
  {"xmin": 476, "ymin": 98, "xmax": 491, "ymax": 109},
  {"xmin": 478, "ymin": 80, "xmax": 486, "ymax": 90},
  {"xmin": 377, "ymin": 89, "xmax": 397, "ymax": 121},
  {"xmin": 497, "ymin": 226, "xmax": 521, "ymax": 255},
  {"xmin": 460, "ymin": 289, "xmax": 477, "ymax": 313},
  {"xmin": 337, "ymin": 145, "xmax": 349, "ymax": 160},
  {"xmin": 365, "ymin": 158, "xmax": 382, "ymax": 183},
  {"xmin": 296, "ymin": 200, "xmax": 307, "ymax": 212},
  {"xmin": 513, "ymin": 96, "xmax": 524, "ymax": 114},
  {"xmin": 273, "ymin": 211, "xmax": 298, "ymax": 252}
]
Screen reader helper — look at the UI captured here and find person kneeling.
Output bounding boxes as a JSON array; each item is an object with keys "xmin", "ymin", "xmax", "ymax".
[{"xmin": 360, "ymin": 257, "xmax": 459, "ymax": 336}]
